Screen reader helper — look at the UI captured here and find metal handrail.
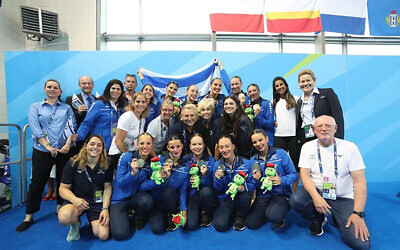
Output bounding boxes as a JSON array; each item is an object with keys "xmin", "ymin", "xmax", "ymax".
[
  {"xmin": 22, "ymin": 124, "xmax": 32, "ymax": 202},
  {"xmin": 0, "ymin": 123, "xmax": 22, "ymax": 206}
]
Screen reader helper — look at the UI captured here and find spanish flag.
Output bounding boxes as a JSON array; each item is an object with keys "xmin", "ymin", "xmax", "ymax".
[{"xmin": 265, "ymin": 0, "xmax": 322, "ymax": 33}]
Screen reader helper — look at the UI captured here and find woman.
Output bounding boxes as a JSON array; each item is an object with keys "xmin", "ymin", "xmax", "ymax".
[
  {"xmin": 221, "ymin": 95, "xmax": 253, "ymax": 158},
  {"xmin": 183, "ymin": 134, "xmax": 215, "ymax": 229},
  {"xmin": 197, "ymin": 98, "xmax": 221, "ymax": 157},
  {"xmin": 138, "ymin": 68, "xmax": 178, "ymax": 109},
  {"xmin": 245, "ymin": 129, "xmax": 297, "ymax": 230},
  {"xmin": 108, "ymin": 92, "xmax": 149, "ymax": 171},
  {"xmin": 77, "ymin": 79, "xmax": 125, "ymax": 151},
  {"xmin": 180, "ymin": 85, "xmax": 199, "ymax": 106},
  {"xmin": 247, "ymin": 83, "xmax": 275, "ymax": 145},
  {"xmin": 272, "ymin": 76, "xmax": 301, "ymax": 190},
  {"xmin": 212, "ymin": 136, "xmax": 254, "ymax": 232},
  {"xmin": 58, "ymin": 135, "xmax": 113, "ymax": 241},
  {"xmin": 170, "ymin": 104, "xmax": 206, "ymax": 154},
  {"xmin": 199, "ymin": 78, "xmax": 226, "ymax": 118},
  {"xmin": 296, "ymin": 69, "xmax": 344, "ymax": 145},
  {"xmin": 110, "ymin": 133, "xmax": 155, "ymax": 240},
  {"xmin": 140, "ymin": 135, "xmax": 189, "ymax": 233},
  {"xmin": 16, "ymin": 79, "xmax": 76, "ymax": 232},
  {"xmin": 142, "ymin": 84, "xmax": 161, "ymax": 130}
]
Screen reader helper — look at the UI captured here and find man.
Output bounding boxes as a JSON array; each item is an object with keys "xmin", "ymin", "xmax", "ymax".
[
  {"xmin": 290, "ymin": 115, "xmax": 370, "ymax": 249},
  {"xmin": 147, "ymin": 99, "xmax": 175, "ymax": 154},
  {"xmin": 65, "ymin": 75, "xmax": 95, "ymax": 128},
  {"xmin": 123, "ymin": 74, "xmax": 138, "ymax": 106},
  {"xmin": 65, "ymin": 75, "xmax": 95, "ymax": 156},
  {"xmin": 296, "ymin": 69, "xmax": 344, "ymax": 146}
]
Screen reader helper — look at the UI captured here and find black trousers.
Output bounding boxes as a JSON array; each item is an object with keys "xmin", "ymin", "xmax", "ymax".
[
  {"xmin": 26, "ymin": 148, "xmax": 69, "ymax": 214},
  {"xmin": 274, "ymin": 136, "xmax": 300, "ymax": 171},
  {"xmin": 110, "ymin": 192, "xmax": 154, "ymax": 241},
  {"xmin": 186, "ymin": 186, "xmax": 215, "ymax": 231},
  {"xmin": 108, "ymin": 154, "xmax": 122, "ymax": 173},
  {"xmin": 245, "ymin": 196, "xmax": 290, "ymax": 229},
  {"xmin": 148, "ymin": 187, "xmax": 179, "ymax": 234},
  {"xmin": 213, "ymin": 191, "xmax": 251, "ymax": 232}
]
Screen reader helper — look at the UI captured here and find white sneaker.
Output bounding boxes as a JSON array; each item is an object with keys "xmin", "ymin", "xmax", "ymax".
[{"xmin": 66, "ymin": 219, "xmax": 81, "ymax": 242}]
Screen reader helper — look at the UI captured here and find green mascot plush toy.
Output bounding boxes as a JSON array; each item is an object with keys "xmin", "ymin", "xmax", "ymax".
[
  {"xmin": 189, "ymin": 163, "xmax": 201, "ymax": 189},
  {"xmin": 173, "ymin": 98, "xmax": 181, "ymax": 118},
  {"xmin": 226, "ymin": 171, "xmax": 247, "ymax": 200},
  {"xmin": 245, "ymin": 104, "xmax": 254, "ymax": 122},
  {"xmin": 172, "ymin": 211, "xmax": 186, "ymax": 227},
  {"xmin": 150, "ymin": 156, "xmax": 164, "ymax": 185},
  {"xmin": 261, "ymin": 163, "xmax": 276, "ymax": 191}
]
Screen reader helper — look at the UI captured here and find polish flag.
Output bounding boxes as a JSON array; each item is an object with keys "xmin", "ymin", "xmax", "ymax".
[
  {"xmin": 265, "ymin": 0, "xmax": 322, "ymax": 33},
  {"xmin": 209, "ymin": 0, "xmax": 265, "ymax": 33}
]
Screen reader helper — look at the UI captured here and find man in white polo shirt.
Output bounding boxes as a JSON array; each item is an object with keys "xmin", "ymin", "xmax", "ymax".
[
  {"xmin": 290, "ymin": 115, "xmax": 370, "ymax": 249},
  {"xmin": 147, "ymin": 99, "xmax": 174, "ymax": 154}
]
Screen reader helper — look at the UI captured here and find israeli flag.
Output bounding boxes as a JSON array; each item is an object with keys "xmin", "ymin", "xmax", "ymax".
[
  {"xmin": 70, "ymin": 93, "xmax": 84, "ymax": 109},
  {"xmin": 62, "ymin": 115, "xmax": 76, "ymax": 140},
  {"xmin": 140, "ymin": 59, "xmax": 221, "ymax": 98}
]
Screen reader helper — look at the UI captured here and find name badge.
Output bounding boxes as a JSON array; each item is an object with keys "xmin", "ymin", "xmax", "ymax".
[
  {"xmin": 94, "ymin": 187, "xmax": 103, "ymax": 203},
  {"xmin": 304, "ymin": 124, "xmax": 315, "ymax": 139},
  {"xmin": 111, "ymin": 122, "xmax": 117, "ymax": 137},
  {"xmin": 322, "ymin": 176, "xmax": 336, "ymax": 200}
]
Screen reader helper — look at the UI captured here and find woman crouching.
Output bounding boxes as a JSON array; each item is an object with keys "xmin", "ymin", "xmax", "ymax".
[{"xmin": 58, "ymin": 135, "xmax": 112, "ymax": 241}]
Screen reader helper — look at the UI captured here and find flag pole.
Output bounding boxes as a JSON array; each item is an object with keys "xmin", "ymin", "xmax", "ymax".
[
  {"xmin": 315, "ymin": 31, "xmax": 326, "ymax": 54},
  {"xmin": 211, "ymin": 31, "xmax": 217, "ymax": 51}
]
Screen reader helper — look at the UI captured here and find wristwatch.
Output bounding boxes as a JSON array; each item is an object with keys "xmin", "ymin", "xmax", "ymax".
[{"xmin": 352, "ymin": 211, "xmax": 365, "ymax": 218}]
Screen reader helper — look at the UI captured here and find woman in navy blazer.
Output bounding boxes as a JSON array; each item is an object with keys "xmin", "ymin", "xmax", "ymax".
[{"xmin": 296, "ymin": 69, "xmax": 344, "ymax": 145}]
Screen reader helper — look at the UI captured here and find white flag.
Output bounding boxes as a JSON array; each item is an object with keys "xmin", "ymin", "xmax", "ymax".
[
  {"xmin": 62, "ymin": 115, "xmax": 76, "ymax": 140},
  {"xmin": 71, "ymin": 93, "xmax": 84, "ymax": 109}
]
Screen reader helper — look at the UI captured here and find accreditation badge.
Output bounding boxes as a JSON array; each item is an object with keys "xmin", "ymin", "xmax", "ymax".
[
  {"xmin": 94, "ymin": 187, "xmax": 103, "ymax": 203},
  {"xmin": 111, "ymin": 122, "xmax": 117, "ymax": 137},
  {"xmin": 322, "ymin": 176, "xmax": 336, "ymax": 200},
  {"xmin": 304, "ymin": 124, "xmax": 315, "ymax": 139}
]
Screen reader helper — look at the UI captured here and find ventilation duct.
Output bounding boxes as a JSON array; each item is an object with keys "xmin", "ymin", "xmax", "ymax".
[{"xmin": 21, "ymin": 6, "xmax": 60, "ymax": 40}]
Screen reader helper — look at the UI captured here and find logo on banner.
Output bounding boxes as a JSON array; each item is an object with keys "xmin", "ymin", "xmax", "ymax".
[{"xmin": 386, "ymin": 10, "xmax": 400, "ymax": 28}]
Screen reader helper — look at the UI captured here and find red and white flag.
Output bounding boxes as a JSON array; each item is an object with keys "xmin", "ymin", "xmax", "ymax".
[{"xmin": 209, "ymin": 0, "xmax": 265, "ymax": 33}]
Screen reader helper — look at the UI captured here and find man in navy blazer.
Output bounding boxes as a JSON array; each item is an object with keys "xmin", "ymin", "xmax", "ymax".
[
  {"xmin": 296, "ymin": 69, "xmax": 344, "ymax": 145},
  {"xmin": 65, "ymin": 75, "xmax": 96, "ymax": 156},
  {"xmin": 65, "ymin": 75, "xmax": 96, "ymax": 128}
]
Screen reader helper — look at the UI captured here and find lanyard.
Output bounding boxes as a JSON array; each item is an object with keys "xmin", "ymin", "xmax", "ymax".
[
  {"xmin": 44, "ymin": 104, "xmax": 59, "ymax": 131},
  {"xmin": 84, "ymin": 167, "xmax": 94, "ymax": 186},
  {"xmin": 160, "ymin": 119, "xmax": 168, "ymax": 138},
  {"xmin": 317, "ymin": 140, "xmax": 338, "ymax": 177},
  {"xmin": 255, "ymin": 153, "xmax": 267, "ymax": 166},
  {"xmin": 223, "ymin": 156, "xmax": 238, "ymax": 177}
]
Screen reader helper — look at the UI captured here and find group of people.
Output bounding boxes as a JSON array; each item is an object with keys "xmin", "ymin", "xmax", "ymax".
[{"xmin": 15, "ymin": 62, "xmax": 370, "ymax": 249}]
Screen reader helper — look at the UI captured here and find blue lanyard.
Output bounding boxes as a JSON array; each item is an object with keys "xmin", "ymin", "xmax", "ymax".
[
  {"xmin": 317, "ymin": 141, "xmax": 338, "ymax": 177},
  {"xmin": 44, "ymin": 104, "xmax": 59, "ymax": 131},
  {"xmin": 84, "ymin": 167, "xmax": 94, "ymax": 186},
  {"xmin": 223, "ymin": 156, "xmax": 238, "ymax": 177}
]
